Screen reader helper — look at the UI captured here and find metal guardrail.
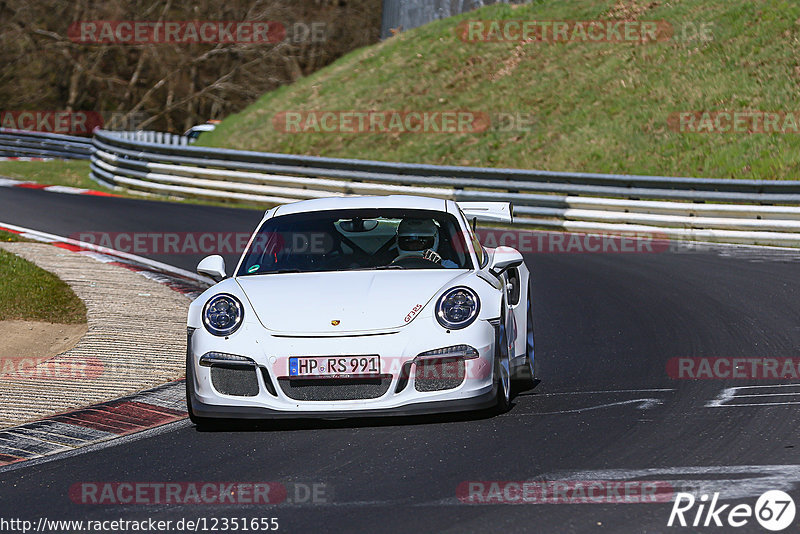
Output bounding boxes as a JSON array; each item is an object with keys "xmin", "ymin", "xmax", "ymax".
[
  {"xmin": 111, "ymin": 130, "xmax": 189, "ymax": 146},
  {"xmin": 0, "ymin": 129, "xmax": 94, "ymax": 160},
  {"xmin": 83, "ymin": 128, "xmax": 800, "ymax": 247}
]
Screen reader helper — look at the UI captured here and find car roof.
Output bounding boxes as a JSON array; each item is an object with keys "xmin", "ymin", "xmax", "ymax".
[{"xmin": 267, "ymin": 195, "xmax": 450, "ymax": 219}]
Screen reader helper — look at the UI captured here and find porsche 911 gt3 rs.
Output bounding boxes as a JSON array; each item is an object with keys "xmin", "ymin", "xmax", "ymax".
[{"xmin": 186, "ymin": 195, "xmax": 536, "ymax": 424}]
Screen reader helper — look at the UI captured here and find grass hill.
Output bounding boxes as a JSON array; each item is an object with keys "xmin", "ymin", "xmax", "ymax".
[{"xmin": 199, "ymin": 0, "xmax": 800, "ymax": 180}]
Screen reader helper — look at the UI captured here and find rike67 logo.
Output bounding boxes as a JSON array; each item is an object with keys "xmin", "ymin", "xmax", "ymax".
[{"xmin": 668, "ymin": 490, "xmax": 796, "ymax": 531}]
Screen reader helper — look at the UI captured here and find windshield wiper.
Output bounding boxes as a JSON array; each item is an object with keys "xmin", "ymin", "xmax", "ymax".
[
  {"xmin": 348, "ymin": 265, "xmax": 405, "ymax": 271},
  {"xmin": 250, "ymin": 268, "xmax": 302, "ymax": 275}
]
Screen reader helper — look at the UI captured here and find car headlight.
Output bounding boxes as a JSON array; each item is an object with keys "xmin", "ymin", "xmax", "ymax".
[
  {"xmin": 436, "ymin": 287, "xmax": 480, "ymax": 330},
  {"xmin": 202, "ymin": 294, "xmax": 243, "ymax": 336}
]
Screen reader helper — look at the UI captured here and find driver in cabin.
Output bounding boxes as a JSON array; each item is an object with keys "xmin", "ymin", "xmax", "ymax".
[{"xmin": 395, "ymin": 218, "xmax": 457, "ymax": 268}]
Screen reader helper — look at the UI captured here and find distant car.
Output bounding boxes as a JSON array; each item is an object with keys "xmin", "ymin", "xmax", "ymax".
[
  {"xmin": 186, "ymin": 195, "xmax": 536, "ymax": 425},
  {"xmin": 183, "ymin": 120, "xmax": 219, "ymax": 143}
]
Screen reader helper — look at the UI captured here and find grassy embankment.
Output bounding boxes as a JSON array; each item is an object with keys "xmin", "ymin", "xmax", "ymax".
[
  {"xmin": 200, "ymin": 0, "xmax": 800, "ymax": 180},
  {"xmin": 0, "ymin": 230, "xmax": 86, "ymax": 324}
]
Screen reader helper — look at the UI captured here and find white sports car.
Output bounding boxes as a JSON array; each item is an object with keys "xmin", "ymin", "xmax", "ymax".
[{"xmin": 186, "ymin": 195, "xmax": 536, "ymax": 424}]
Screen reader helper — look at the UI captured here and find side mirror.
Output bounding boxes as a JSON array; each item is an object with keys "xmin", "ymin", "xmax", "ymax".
[
  {"xmin": 197, "ymin": 255, "xmax": 227, "ymax": 282},
  {"xmin": 488, "ymin": 246, "xmax": 524, "ymax": 276}
]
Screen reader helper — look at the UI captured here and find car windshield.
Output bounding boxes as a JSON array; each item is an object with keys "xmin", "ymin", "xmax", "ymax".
[{"xmin": 237, "ymin": 208, "xmax": 473, "ymax": 275}]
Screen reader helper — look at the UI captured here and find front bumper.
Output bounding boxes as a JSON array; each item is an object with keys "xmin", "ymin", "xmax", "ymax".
[
  {"xmin": 187, "ymin": 386, "xmax": 496, "ymax": 419},
  {"xmin": 187, "ymin": 319, "xmax": 497, "ymax": 419}
]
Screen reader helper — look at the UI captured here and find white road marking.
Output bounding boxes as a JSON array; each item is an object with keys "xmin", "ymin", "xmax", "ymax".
[
  {"xmin": 513, "ymin": 398, "xmax": 663, "ymax": 416},
  {"xmin": 534, "ymin": 465, "xmax": 800, "ymax": 502},
  {"xmin": 707, "ymin": 383, "xmax": 800, "ymax": 407},
  {"xmin": 717, "ymin": 401, "xmax": 800, "ymax": 407},
  {"xmin": 537, "ymin": 389, "xmax": 674, "ymax": 397},
  {"xmin": 733, "ymin": 392, "xmax": 800, "ymax": 397}
]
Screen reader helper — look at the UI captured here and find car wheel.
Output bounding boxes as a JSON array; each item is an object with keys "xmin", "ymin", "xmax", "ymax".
[
  {"xmin": 513, "ymin": 287, "xmax": 539, "ymax": 389},
  {"xmin": 494, "ymin": 312, "xmax": 512, "ymax": 414}
]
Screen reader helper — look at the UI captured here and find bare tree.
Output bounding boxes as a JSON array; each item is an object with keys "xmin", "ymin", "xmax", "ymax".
[{"xmin": 0, "ymin": 0, "xmax": 381, "ymax": 133}]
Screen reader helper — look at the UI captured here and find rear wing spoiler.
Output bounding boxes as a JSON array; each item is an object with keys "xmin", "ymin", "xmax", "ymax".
[{"xmin": 457, "ymin": 202, "xmax": 513, "ymax": 224}]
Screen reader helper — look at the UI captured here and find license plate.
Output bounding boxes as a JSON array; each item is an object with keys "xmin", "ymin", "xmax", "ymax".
[{"xmin": 289, "ymin": 355, "xmax": 381, "ymax": 378}]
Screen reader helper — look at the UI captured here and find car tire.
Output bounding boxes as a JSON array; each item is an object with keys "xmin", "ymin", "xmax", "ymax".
[
  {"xmin": 512, "ymin": 287, "xmax": 539, "ymax": 389},
  {"xmin": 494, "ymin": 311, "xmax": 512, "ymax": 414}
]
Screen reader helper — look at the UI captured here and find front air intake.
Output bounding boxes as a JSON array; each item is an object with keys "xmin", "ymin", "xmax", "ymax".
[
  {"xmin": 211, "ymin": 367, "xmax": 259, "ymax": 397},
  {"xmin": 278, "ymin": 377, "xmax": 391, "ymax": 401},
  {"xmin": 414, "ymin": 357, "xmax": 466, "ymax": 392}
]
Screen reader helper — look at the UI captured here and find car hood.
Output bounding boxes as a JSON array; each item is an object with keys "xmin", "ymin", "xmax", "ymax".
[{"xmin": 236, "ymin": 270, "xmax": 467, "ymax": 335}]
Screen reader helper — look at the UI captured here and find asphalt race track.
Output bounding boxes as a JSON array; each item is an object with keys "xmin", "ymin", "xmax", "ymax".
[{"xmin": 2, "ymin": 187, "xmax": 800, "ymax": 533}]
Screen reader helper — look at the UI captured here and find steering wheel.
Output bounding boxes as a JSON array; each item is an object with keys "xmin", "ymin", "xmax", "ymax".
[{"xmin": 389, "ymin": 254, "xmax": 444, "ymax": 269}]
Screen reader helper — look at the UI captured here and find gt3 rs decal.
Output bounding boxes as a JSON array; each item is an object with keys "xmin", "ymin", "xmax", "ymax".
[{"xmin": 405, "ymin": 304, "xmax": 423, "ymax": 323}]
